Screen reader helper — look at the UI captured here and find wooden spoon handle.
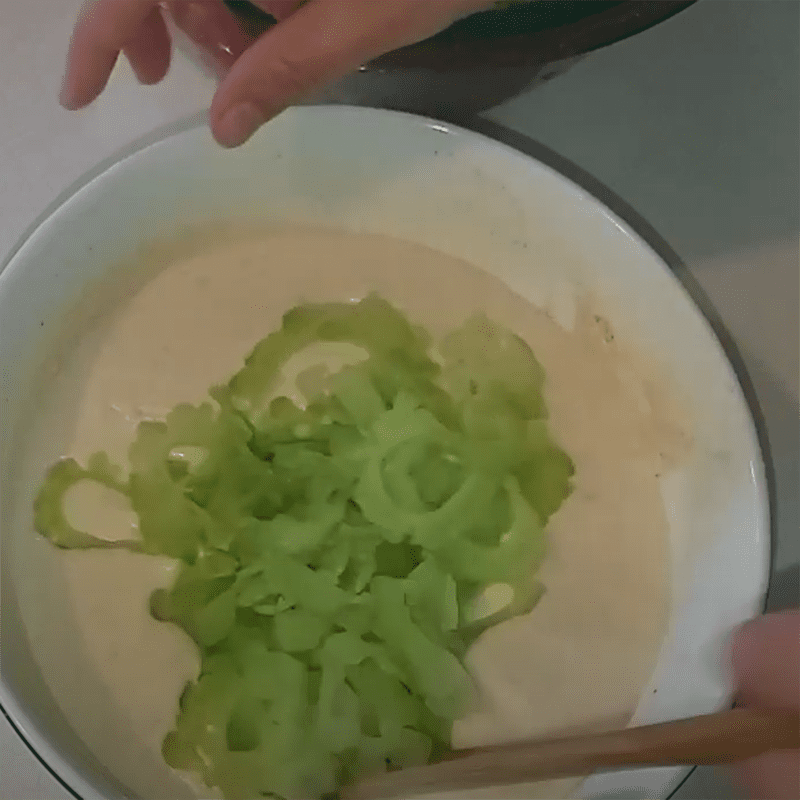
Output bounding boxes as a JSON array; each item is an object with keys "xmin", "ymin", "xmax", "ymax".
[{"xmin": 344, "ymin": 707, "xmax": 800, "ymax": 799}]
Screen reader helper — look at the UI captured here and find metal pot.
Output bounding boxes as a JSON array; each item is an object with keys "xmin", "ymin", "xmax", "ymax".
[{"xmin": 211, "ymin": 0, "xmax": 696, "ymax": 119}]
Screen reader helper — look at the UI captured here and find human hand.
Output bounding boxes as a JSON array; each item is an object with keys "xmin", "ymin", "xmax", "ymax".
[
  {"xmin": 731, "ymin": 609, "xmax": 799, "ymax": 799},
  {"xmin": 59, "ymin": 0, "xmax": 492, "ymax": 147}
]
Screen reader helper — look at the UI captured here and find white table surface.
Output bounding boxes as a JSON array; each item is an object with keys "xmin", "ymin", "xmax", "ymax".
[{"xmin": 1, "ymin": 1, "xmax": 797, "ymax": 799}]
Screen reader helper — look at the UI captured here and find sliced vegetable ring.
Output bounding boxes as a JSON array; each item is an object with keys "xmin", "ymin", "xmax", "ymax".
[{"xmin": 35, "ymin": 294, "xmax": 573, "ymax": 800}]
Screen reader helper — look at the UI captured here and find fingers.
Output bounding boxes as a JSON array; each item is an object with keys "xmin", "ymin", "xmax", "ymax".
[
  {"xmin": 730, "ymin": 613, "xmax": 799, "ymax": 799},
  {"xmin": 732, "ymin": 750, "xmax": 800, "ymax": 800},
  {"xmin": 252, "ymin": 1, "xmax": 306, "ymax": 23},
  {"xmin": 60, "ymin": 0, "xmax": 160, "ymax": 109},
  {"xmin": 732, "ymin": 610, "xmax": 799, "ymax": 710},
  {"xmin": 61, "ymin": 0, "xmax": 491, "ymax": 146},
  {"xmin": 210, "ymin": 0, "xmax": 490, "ymax": 147},
  {"xmin": 167, "ymin": 1, "xmax": 254, "ymax": 75},
  {"xmin": 123, "ymin": 5, "xmax": 171, "ymax": 86}
]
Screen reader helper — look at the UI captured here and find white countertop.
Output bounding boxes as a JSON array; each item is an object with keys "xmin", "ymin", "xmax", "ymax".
[{"xmin": 1, "ymin": 2, "xmax": 797, "ymax": 799}]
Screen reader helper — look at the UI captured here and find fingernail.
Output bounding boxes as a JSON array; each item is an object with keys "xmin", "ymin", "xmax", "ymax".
[
  {"xmin": 59, "ymin": 77, "xmax": 79, "ymax": 110},
  {"xmin": 216, "ymin": 103, "xmax": 265, "ymax": 148},
  {"xmin": 714, "ymin": 622, "xmax": 743, "ymax": 694},
  {"xmin": 729, "ymin": 617, "xmax": 760, "ymax": 676}
]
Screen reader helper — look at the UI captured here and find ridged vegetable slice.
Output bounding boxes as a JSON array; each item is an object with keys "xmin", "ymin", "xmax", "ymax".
[{"xmin": 34, "ymin": 294, "xmax": 574, "ymax": 800}]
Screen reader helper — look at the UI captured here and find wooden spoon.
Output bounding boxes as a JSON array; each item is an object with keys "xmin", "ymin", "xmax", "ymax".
[{"xmin": 343, "ymin": 707, "xmax": 799, "ymax": 799}]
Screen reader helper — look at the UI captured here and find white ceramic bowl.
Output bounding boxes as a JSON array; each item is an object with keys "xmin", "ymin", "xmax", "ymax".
[{"xmin": 0, "ymin": 107, "xmax": 770, "ymax": 800}]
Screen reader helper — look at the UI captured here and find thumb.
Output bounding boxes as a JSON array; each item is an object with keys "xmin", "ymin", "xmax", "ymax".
[
  {"xmin": 209, "ymin": 0, "xmax": 490, "ymax": 147},
  {"xmin": 732, "ymin": 610, "xmax": 799, "ymax": 710}
]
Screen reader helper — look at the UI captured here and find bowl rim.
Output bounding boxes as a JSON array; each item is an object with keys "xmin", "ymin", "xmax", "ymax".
[{"xmin": 0, "ymin": 107, "xmax": 774, "ymax": 800}]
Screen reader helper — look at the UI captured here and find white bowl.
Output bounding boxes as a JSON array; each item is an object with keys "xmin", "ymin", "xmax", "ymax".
[{"xmin": 0, "ymin": 107, "xmax": 770, "ymax": 800}]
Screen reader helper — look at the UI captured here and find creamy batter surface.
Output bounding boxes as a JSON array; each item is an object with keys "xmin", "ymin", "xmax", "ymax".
[{"xmin": 13, "ymin": 227, "xmax": 692, "ymax": 799}]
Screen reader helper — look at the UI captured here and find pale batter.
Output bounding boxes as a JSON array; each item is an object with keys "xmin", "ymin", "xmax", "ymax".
[{"xmin": 12, "ymin": 227, "xmax": 692, "ymax": 799}]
